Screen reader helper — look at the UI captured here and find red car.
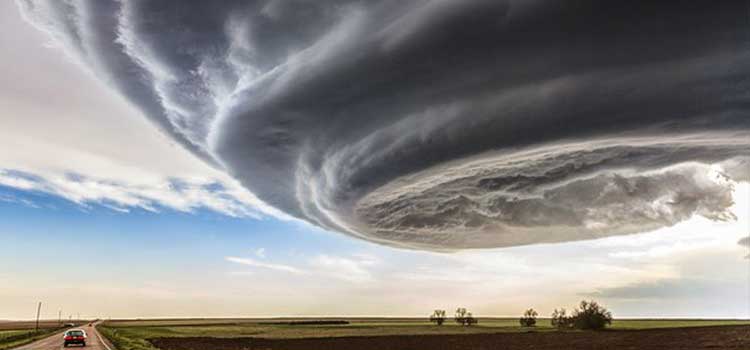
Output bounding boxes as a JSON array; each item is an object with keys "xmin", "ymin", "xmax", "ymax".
[{"xmin": 63, "ymin": 329, "xmax": 87, "ymax": 347}]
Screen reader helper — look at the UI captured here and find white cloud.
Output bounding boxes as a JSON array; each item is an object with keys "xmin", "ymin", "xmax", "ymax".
[
  {"xmin": 0, "ymin": 192, "xmax": 40, "ymax": 208},
  {"xmin": 225, "ymin": 256, "xmax": 305, "ymax": 275},
  {"xmin": 254, "ymin": 248, "xmax": 266, "ymax": 258},
  {"xmin": 0, "ymin": 168, "xmax": 272, "ymax": 218},
  {"xmin": 0, "ymin": 172, "xmax": 37, "ymax": 190},
  {"xmin": 608, "ymin": 241, "xmax": 722, "ymax": 259},
  {"xmin": 226, "ymin": 253, "xmax": 379, "ymax": 283},
  {"xmin": 309, "ymin": 254, "xmax": 377, "ymax": 283},
  {"xmin": 739, "ymin": 236, "xmax": 750, "ymax": 259}
]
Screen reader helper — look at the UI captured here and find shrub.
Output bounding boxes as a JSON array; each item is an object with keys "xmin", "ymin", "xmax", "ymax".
[
  {"xmin": 572, "ymin": 300, "xmax": 613, "ymax": 330},
  {"xmin": 519, "ymin": 308, "xmax": 538, "ymax": 327},
  {"xmin": 550, "ymin": 308, "xmax": 573, "ymax": 329},
  {"xmin": 551, "ymin": 300, "xmax": 613, "ymax": 330},
  {"xmin": 429, "ymin": 310, "xmax": 446, "ymax": 326}
]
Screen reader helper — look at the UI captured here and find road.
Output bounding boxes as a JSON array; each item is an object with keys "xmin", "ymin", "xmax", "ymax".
[{"xmin": 13, "ymin": 323, "xmax": 113, "ymax": 350}]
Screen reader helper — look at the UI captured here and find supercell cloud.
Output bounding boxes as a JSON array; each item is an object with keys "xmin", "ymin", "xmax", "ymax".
[{"xmin": 18, "ymin": 0, "xmax": 750, "ymax": 250}]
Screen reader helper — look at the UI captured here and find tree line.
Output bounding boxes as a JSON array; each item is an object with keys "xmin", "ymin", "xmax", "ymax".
[
  {"xmin": 430, "ymin": 308, "xmax": 477, "ymax": 326},
  {"xmin": 430, "ymin": 300, "xmax": 613, "ymax": 330}
]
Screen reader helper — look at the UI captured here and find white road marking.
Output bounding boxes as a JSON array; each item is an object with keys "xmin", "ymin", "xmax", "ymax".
[{"xmin": 92, "ymin": 326, "xmax": 112, "ymax": 350}]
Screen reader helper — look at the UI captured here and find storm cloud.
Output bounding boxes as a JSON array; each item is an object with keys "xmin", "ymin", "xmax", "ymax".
[{"xmin": 18, "ymin": 0, "xmax": 750, "ymax": 250}]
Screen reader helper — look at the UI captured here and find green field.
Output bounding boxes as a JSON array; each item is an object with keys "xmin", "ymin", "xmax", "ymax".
[
  {"xmin": 97, "ymin": 318, "xmax": 750, "ymax": 350},
  {"xmin": 0, "ymin": 328, "xmax": 63, "ymax": 350},
  {"xmin": 0, "ymin": 331, "xmax": 28, "ymax": 339}
]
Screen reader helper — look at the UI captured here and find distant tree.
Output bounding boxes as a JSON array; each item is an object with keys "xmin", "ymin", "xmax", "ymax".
[
  {"xmin": 430, "ymin": 309, "xmax": 447, "ymax": 326},
  {"xmin": 571, "ymin": 300, "xmax": 612, "ymax": 330},
  {"xmin": 550, "ymin": 308, "xmax": 573, "ymax": 329},
  {"xmin": 455, "ymin": 308, "xmax": 468, "ymax": 325},
  {"xmin": 519, "ymin": 308, "xmax": 538, "ymax": 327},
  {"xmin": 551, "ymin": 300, "xmax": 613, "ymax": 330},
  {"xmin": 454, "ymin": 308, "xmax": 477, "ymax": 326}
]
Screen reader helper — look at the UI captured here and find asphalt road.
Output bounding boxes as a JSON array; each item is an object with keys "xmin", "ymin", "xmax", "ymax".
[{"xmin": 13, "ymin": 323, "xmax": 112, "ymax": 350}]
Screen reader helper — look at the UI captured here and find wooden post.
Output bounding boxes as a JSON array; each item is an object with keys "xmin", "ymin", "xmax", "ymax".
[{"xmin": 35, "ymin": 302, "xmax": 41, "ymax": 331}]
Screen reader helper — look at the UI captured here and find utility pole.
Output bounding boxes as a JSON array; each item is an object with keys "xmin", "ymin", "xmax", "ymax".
[
  {"xmin": 58, "ymin": 310, "xmax": 62, "ymax": 326},
  {"xmin": 35, "ymin": 302, "xmax": 42, "ymax": 331}
]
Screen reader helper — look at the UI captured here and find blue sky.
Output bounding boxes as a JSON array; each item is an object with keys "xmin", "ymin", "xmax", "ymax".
[
  {"xmin": 1, "ymin": 1, "xmax": 748, "ymax": 320},
  {"xmin": 0, "ymin": 183, "xmax": 383, "ymax": 287},
  {"xmin": 2, "ymin": 181, "xmax": 748, "ymax": 319}
]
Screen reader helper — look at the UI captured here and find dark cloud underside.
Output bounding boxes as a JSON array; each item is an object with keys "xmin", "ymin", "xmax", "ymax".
[{"xmin": 19, "ymin": 0, "xmax": 750, "ymax": 249}]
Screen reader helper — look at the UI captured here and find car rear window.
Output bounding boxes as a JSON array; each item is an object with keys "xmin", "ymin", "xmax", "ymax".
[{"xmin": 68, "ymin": 331, "xmax": 84, "ymax": 336}]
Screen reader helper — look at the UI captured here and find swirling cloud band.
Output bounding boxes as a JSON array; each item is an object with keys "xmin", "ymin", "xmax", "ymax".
[{"xmin": 18, "ymin": 0, "xmax": 750, "ymax": 249}]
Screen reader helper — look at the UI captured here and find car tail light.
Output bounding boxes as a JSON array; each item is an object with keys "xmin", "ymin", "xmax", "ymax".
[{"xmin": 64, "ymin": 336, "xmax": 73, "ymax": 340}]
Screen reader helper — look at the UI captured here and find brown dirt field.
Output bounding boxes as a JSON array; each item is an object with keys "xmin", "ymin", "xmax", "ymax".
[{"xmin": 150, "ymin": 325, "xmax": 750, "ymax": 350}]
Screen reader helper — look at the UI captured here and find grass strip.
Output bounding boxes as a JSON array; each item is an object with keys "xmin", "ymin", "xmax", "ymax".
[{"xmin": 97, "ymin": 325, "xmax": 159, "ymax": 350}]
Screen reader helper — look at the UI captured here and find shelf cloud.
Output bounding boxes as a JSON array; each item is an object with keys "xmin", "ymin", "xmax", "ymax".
[{"xmin": 18, "ymin": 0, "xmax": 750, "ymax": 250}]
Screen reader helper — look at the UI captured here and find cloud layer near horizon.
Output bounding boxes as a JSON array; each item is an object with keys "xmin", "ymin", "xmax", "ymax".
[{"xmin": 18, "ymin": 0, "xmax": 750, "ymax": 249}]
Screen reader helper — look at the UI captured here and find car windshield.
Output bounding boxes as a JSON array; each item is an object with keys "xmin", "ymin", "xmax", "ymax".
[{"xmin": 68, "ymin": 331, "xmax": 84, "ymax": 336}]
